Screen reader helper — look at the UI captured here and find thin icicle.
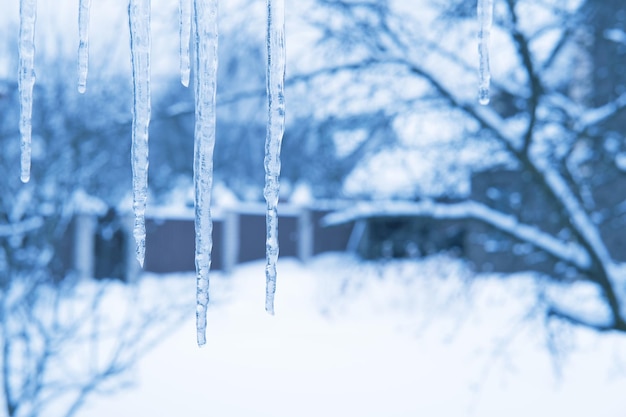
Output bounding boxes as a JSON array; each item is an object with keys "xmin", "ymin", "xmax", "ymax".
[
  {"xmin": 193, "ymin": 0, "xmax": 218, "ymax": 347},
  {"xmin": 477, "ymin": 0, "xmax": 493, "ymax": 105},
  {"xmin": 77, "ymin": 0, "xmax": 91, "ymax": 93},
  {"xmin": 179, "ymin": 0, "xmax": 191, "ymax": 87},
  {"xmin": 264, "ymin": 0, "xmax": 286, "ymax": 315},
  {"xmin": 18, "ymin": 0, "xmax": 37, "ymax": 183},
  {"xmin": 128, "ymin": 0, "xmax": 151, "ymax": 267}
]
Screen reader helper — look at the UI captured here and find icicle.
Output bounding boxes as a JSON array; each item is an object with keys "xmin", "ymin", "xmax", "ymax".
[
  {"xmin": 128, "ymin": 0, "xmax": 151, "ymax": 267},
  {"xmin": 264, "ymin": 0, "xmax": 286, "ymax": 315},
  {"xmin": 18, "ymin": 0, "xmax": 37, "ymax": 183},
  {"xmin": 77, "ymin": 0, "xmax": 91, "ymax": 93},
  {"xmin": 477, "ymin": 0, "xmax": 493, "ymax": 105},
  {"xmin": 193, "ymin": 0, "xmax": 218, "ymax": 347},
  {"xmin": 179, "ymin": 0, "xmax": 191, "ymax": 87}
]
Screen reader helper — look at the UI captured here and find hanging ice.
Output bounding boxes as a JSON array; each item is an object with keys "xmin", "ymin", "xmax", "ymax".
[
  {"xmin": 193, "ymin": 0, "xmax": 218, "ymax": 346},
  {"xmin": 179, "ymin": 0, "xmax": 191, "ymax": 87},
  {"xmin": 18, "ymin": 0, "xmax": 37, "ymax": 183},
  {"xmin": 128, "ymin": 0, "xmax": 152, "ymax": 267},
  {"xmin": 77, "ymin": 0, "xmax": 91, "ymax": 93},
  {"xmin": 264, "ymin": 0, "xmax": 286, "ymax": 315},
  {"xmin": 477, "ymin": 0, "xmax": 493, "ymax": 105}
]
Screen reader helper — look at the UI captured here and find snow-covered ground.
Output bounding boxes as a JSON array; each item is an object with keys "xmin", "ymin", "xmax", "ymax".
[{"xmin": 82, "ymin": 254, "xmax": 626, "ymax": 417}]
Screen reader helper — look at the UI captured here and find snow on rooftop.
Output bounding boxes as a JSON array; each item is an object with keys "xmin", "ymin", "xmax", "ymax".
[{"xmin": 71, "ymin": 188, "xmax": 108, "ymax": 215}]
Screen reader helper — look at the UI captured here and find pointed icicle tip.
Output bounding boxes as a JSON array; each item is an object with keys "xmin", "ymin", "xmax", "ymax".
[
  {"xmin": 196, "ymin": 304, "xmax": 207, "ymax": 346},
  {"xmin": 135, "ymin": 234, "xmax": 146, "ymax": 268},
  {"xmin": 78, "ymin": 0, "xmax": 91, "ymax": 94},
  {"xmin": 178, "ymin": 0, "xmax": 191, "ymax": 87},
  {"xmin": 479, "ymin": 87, "xmax": 490, "ymax": 105},
  {"xmin": 477, "ymin": 0, "xmax": 493, "ymax": 106},
  {"xmin": 197, "ymin": 331, "xmax": 206, "ymax": 347}
]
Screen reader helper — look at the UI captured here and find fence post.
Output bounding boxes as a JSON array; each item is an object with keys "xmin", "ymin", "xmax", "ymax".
[
  {"xmin": 347, "ymin": 219, "xmax": 367, "ymax": 254},
  {"xmin": 298, "ymin": 207, "xmax": 313, "ymax": 262},
  {"xmin": 222, "ymin": 210, "xmax": 240, "ymax": 274},
  {"xmin": 74, "ymin": 213, "xmax": 96, "ymax": 280},
  {"xmin": 122, "ymin": 213, "xmax": 140, "ymax": 282}
]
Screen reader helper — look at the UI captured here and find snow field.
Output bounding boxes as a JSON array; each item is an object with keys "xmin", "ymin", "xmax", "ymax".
[{"xmin": 83, "ymin": 254, "xmax": 626, "ymax": 417}]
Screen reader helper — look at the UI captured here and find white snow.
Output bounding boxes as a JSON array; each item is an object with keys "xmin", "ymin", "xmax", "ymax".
[
  {"xmin": 0, "ymin": 216, "xmax": 43, "ymax": 237},
  {"xmin": 128, "ymin": 0, "xmax": 152, "ymax": 268},
  {"xmin": 576, "ymin": 91, "xmax": 626, "ymax": 131},
  {"xmin": 264, "ymin": 0, "xmax": 286, "ymax": 315},
  {"xmin": 615, "ymin": 153, "xmax": 626, "ymax": 172},
  {"xmin": 604, "ymin": 28, "xmax": 626, "ymax": 45},
  {"xmin": 290, "ymin": 182, "xmax": 314, "ymax": 206},
  {"xmin": 71, "ymin": 188, "xmax": 108, "ymax": 215},
  {"xmin": 540, "ymin": 165, "xmax": 612, "ymax": 268},
  {"xmin": 81, "ymin": 254, "xmax": 626, "ymax": 417}
]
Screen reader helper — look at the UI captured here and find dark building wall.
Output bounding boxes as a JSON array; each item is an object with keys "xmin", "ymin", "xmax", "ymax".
[
  {"xmin": 357, "ymin": 216, "xmax": 465, "ymax": 260},
  {"xmin": 585, "ymin": 0, "xmax": 626, "ymax": 107},
  {"xmin": 143, "ymin": 219, "xmax": 225, "ymax": 273},
  {"xmin": 53, "ymin": 217, "xmax": 77, "ymax": 278},
  {"xmin": 466, "ymin": 170, "xmax": 576, "ymax": 275},
  {"xmin": 312, "ymin": 210, "xmax": 354, "ymax": 255},
  {"xmin": 237, "ymin": 214, "xmax": 299, "ymax": 263},
  {"xmin": 139, "ymin": 208, "xmax": 354, "ymax": 274},
  {"xmin": 467, "ymin": 168, "xmax": 626, "ymax": 273},
  {"xmin": 144, "ymin": 219, "xmax": 195, "ymax": 273}
]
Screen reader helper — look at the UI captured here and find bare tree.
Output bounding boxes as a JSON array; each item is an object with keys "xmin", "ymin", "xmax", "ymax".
[
  {"xmin": 306, "ymin": 0, "xmax": 626, "ymax": 333},
  {"xmin": 0, "ymin": 49, "xmax": 186, "ymax": 417}
]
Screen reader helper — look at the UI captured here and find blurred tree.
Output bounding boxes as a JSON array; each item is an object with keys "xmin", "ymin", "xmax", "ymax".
[
  {"xmin": 4, "ymin": 0, "xmax": 626, "ymax": 364},
  {"xmin": 148, "ymin": 0, "xmax": 389, "ymax": 201},
  {"xmin": 306, "ymin": 0, "xmax": 626, "ymax": 333},
  {"xmin": 0, "ymin": 47, "xmax": 184, "ymax": 417},
  {"xmin": 148, "ymin": 10, "xmax": 268, "ymax": 201}
]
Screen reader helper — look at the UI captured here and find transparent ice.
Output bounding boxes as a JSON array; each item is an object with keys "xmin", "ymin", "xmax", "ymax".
[
  {"xmin": 477, "ymin": 0, "xmax": 493, "ymax": 105},
  {"xmin": 179, "ymin": 0, "xmax": 191, "ymax": 87},
  {"xmin": 264, "ymin": 0, "xmax": 286, "ymax": 315},
  {"xmin": 129, "ymin": 0, "xmax": 152, "ymax": 267},
  {"xmin": 78, "ymin": 0, "xmax": 91, "ymax": 93},
  {"xmin": 18, "ymin": 0, "xmax": 37, "ymax": 183},
  {"xmin": 193, "ymin": 0, "xmax": 219, "ymax": 346}
]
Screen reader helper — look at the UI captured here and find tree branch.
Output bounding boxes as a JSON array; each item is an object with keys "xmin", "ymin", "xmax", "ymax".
[
  {"xmin": 321, "ymin": 199, "xmax": 591, "ymax": 270},
  {"xmin": 505, "ymin": 0, "xmax": 543, "ymax": 155},
  {"xmin": 547, "ymin": 305, "xmax": 626, "ymax": 332}
]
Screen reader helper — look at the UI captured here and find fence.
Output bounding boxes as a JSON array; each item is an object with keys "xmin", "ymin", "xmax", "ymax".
[{"xmin": 70, "ymin": 203, "xmax": 355, "ymax": 280}]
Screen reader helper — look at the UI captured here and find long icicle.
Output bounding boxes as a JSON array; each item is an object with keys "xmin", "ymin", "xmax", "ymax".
[
  {"xmin": 128, "ymin": 0, "xmax": 151, "ymax": 267},
  {"xmin": 179, "ymin": 0, "xmax": 192, "ymax": 87},
  {"xmin": 264, "ymin": 0, "xmax": 286, "ymax": 315},
  {"xmin": 477, "ymin": 0, "xmax": 494, "ymax": 105},
  {"xmin": 18, "ymin": 0, "xmax": 37, "ymax": 183},
  {"xmin": 77, "ymin": 0, "xmax": 91, "ymax": 93},
  {"xmin": 193, "ymin": 0, "xmax": 218, "ymax": 346}
]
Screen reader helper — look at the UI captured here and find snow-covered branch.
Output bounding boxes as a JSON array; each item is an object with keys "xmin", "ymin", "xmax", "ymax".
[
  {"xmin": 389, "ymin": 41, "xmax": 617, "ymax": 273},
  {"xmin": 0, "ymin": 217, "xmax": 44, "ymax": 237},
  {"xmin": 322, "ymin": 199, "xmax": 591, "ymax": 270},
  {"xmin": 545, "ymin": 90, "xmax": 626, "ymax": 134},
  {"xmin": 539, "ymin": 165, "xmax": 612, "ymax": 267},
  {"xmin": 576, "ymin": 91, "xmax": 626, "ymax": 131},
  {"xmin": 547, "ymin": 306, "xmax": 625, "ymax": 332}
]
